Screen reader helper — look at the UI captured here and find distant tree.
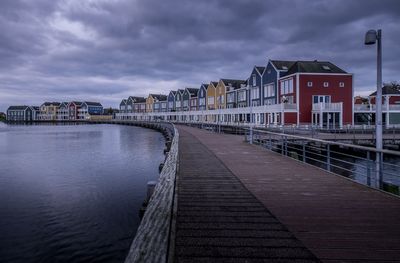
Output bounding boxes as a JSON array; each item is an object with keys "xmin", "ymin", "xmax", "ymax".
[{"xmin": 383, "ymin": 81, "xmax": 400, "ymax": 91}]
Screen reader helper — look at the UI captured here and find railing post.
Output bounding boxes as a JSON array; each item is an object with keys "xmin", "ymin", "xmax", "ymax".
[
  {"xmin": 281, "ymin": 135, "xmax": 284, "ymax": 155},
  {"xmin": 376, "ymin": 151, "xmax": 383, "ymax": 189},
  {"xmin": 326, "ymin": 144, "xmax": 331, "ymax": 172},
  {"xmin": 269, "ymin": 133, "xmax": 272, "ymax": 150},
  {"xmin": 249, "ymin": 126, "xmax": 253, "ymax": 144},
  {"xmin": 366, "ymin": 151, "xmax": 371, "ymax": 186},
  {"xmin": 302, "ymin": 140, "xmax": 306, "ymax": 162}
]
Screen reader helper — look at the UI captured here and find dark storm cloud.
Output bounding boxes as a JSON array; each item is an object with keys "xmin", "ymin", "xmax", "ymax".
[{"xmin": 0, "ymin": 0, "xmax": 399, "ymax": 111}]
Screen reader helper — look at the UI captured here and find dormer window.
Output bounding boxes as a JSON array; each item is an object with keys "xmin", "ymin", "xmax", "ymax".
[
  {"xmin": 339, "ymin": 82, "xmax": 345, "ymax": 87},
  {"xmin": 323, "ymin": 82, "xmax": 329, "ymax": 87},
  {"xmin": 282, "ymin": 66, "xmax": 288, "ymax": 70},
  {"xmin": 307, "ymin": 81, "xmax": 313, "ymax": 87},
  {"xmin": 322, "ymin": 65, "xmax": 331, "ymax": 70},
  {"xmin": 252, "ymin": 74, "xmax": 256, "ymax": 87}
]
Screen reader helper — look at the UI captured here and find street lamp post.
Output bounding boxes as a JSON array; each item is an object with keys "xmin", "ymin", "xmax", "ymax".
[{"xmin": 365, "ymin": 29, "xmax": 383, "ymax": 188}]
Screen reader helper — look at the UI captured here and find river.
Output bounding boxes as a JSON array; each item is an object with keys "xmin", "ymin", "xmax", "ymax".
[{"xmin": 0, "ymin": 123, "xmax": 165, "ymax": 262}]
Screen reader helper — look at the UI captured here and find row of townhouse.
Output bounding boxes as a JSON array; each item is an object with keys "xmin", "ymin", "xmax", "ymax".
[
  {"xmin": 7, "ymin": 101, "xmax": 103, "ymax": 121},
  {"xmin": 118, "ymin": 59, "xmax": 354, "ymax": 128}
]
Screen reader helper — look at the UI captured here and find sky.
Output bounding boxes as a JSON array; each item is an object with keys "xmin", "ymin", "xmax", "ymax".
[{"xmin": 0, "ymin": 0, "xmax": 399, "ymax": 112}]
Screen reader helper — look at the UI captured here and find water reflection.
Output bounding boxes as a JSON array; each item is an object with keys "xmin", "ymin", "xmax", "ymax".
[{"xmin": 0, "ymin": 124, "xmax": 165, "ymax": 262}]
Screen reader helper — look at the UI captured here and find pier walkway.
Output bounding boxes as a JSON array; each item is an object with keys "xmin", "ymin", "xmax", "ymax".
[{"xmin": 174, "ymin": 125, "xmax": 400, "ymax": 263}]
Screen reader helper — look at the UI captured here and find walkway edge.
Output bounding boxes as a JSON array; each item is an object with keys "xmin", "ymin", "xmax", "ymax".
[{"xmin": 124, "ymin": 124, "xmax": 179, "ymax": 263}]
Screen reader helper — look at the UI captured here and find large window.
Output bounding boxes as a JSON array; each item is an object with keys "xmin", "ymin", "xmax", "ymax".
[
  {"xmin": 252, "ymin": 74, "xmax": 256, "ymax": 87},
  {"xmin": 154, "ymin": 103, "xmax": 159, "ymax": 109},
  {"xmin": 207, "ymin": 96, "xmax": 214, "ymax": 105},
  {"xmin": 168, "ymin": 101, "xmax": 173, "ymax": 109},
  {"xmin": 264, "ymin": 83, "xmax": 275, "ymax": 97},
  {"xmin": 227, "ymin": 93, "xmax": 235, "ymax": 103},
  {"xmin": 238, "ymin": 90, "xmax": 247, "ymax": 101},
  {"xmin": 199, "ymin": 98, "xmax": 205, "ymax": 106},
  {"xmin": 183, "ymin": 100, "xmax": 188, "ymax": 107},
  {"xmin": 280, "ymin": 79, "xmax": 293, "ymax": 95},
  {"xmin": 176, "ymin": 101, "xmax": 181, "ymax": 107},
  {"xmin": 252, "ymin": 87, "xmax": 260, "ymax": 99},
  {"xmin": 313, "ymin": 95, "xmax": 331, "ymax": 104}
]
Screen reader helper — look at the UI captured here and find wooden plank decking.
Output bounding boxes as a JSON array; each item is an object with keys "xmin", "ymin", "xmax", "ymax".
[{"xmin": 173, "ymin": 125, "xmax": 400, "ymax": 263}]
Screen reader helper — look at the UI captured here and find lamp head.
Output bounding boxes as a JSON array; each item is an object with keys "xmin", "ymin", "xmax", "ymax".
[{"xmin": 365, "ymin": 30, "xmax": 377, "ymax": 45}]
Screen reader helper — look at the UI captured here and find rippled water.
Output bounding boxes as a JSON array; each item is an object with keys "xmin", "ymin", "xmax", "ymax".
[{"xmin": 0, "ymin": 123, "xmax": 165, "ymax": 262}]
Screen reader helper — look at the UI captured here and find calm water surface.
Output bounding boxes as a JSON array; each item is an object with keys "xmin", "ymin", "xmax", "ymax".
[{"xmin": 0, "ymin": 123, "xmax": 165, "ymax": 262}]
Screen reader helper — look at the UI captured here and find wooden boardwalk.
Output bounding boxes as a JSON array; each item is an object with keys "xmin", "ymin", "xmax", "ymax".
[{"xmin": 173, "ymin": 125, "xmax": 400, "ymax": 263}]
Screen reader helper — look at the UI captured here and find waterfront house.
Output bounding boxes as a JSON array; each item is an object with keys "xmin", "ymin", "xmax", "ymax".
[
  {"xmin": 152, "ymin": 94, "xmax": 168, "ymax": 113},
  {"xmin": 225, "ymin": 80, "xmax": 247, "ymax": 123},
  {"xmin": 263, "ymin": 61, "xmax": 295, "ymax": 106},
  {"xmin": 6, "ymin": 106, "xmax": 34, "ymax": 121},
  {"xmin": 175, "ymin": 89, "xmax": 184, "ymax": 112},
  {"xmin": 68, "ymin": 101, "xmax": 83, "ymax": 120},
  {"xmin": 183, "ymin": 88, "xmax": 199, "ymax": 111},
  {"xmin": 167, "ymin": 91, "xmax": 177, "ymax": 112},
  {"xmin": 126, "ymin": 97, "xmax": 136, "ymax": 113},
  {"xmin": 131, "ymin": 97, "xmax": 147, "ymax": 113},
  {"xmin": 39, "ymin": 102, "xmax": 61, "ymax": 120},
  {"xmin": 278, "ymin": 60, "xmax": 353, "ymax": 128},
  {"xmin": 146, "ymin": 95, "xmax": 154, "ymax": 113},
  {"xmin": 247, "ymin": 66, "xmax": 266, "ymax": 107},
  {"xmin": 57, "ymin": 102, "xmax": 69, "ymax": 120},
  {"xmin": 31, "ymin": 106, "xmax": 40, "ymax": 121},
  {"xmin": 120, "ymin": 99, "xmax": 128, "ymax": 114},
  {"xmin": 198, "ymin": 84, "xmax": 208, "ymax": 111},
  {"xmin": 206, "ymin": 82, "xmax": 218, "ymax": 111},
  {"xmin": 79, "ymin": 102, "xmax": 103, "ymax": 120},
  {"xmin": 354, "ymin": 84, "xmax": 400, "ymax": 126}
]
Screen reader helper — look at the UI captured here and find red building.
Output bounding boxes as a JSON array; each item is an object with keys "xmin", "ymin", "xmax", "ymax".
[
  {"xmin": 68, "ymin": 101, "xmax": 83, "ymax": 120},
  {"xmin": 278, "ymin": 61, "xmax": 353, "ymax": 128}
]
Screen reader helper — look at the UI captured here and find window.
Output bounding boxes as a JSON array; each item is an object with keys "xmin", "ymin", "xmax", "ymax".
[
  {"xmin": 200, "ymin": 90, "xmax": 204, "ymax": 97},
  {"xmin": 238, "ymin": 90, "xmax": 247, "ymax": 101},
  {"xmin": 168, "ymin": 101, "xmax": 173, "ymax": 109},
  {"xmin": 339, "ymin": 82, "xmax": 345, "ymax": 87},
  {"xmin": 323, "ymin": 82, "xmax": 329, "ymax": 87},
  {"xmin": 322, "ymin": 65, "xmax": 331, "ymax": 70},
  {"xmin": 264, "ymin": 84, "xmax": 275, "ymax": 97},
  {"xmin": 183, "ymin": 101, "xmax": 188, "ymax": 107},
  {"xmin": 252, "ymin": 74, "xmax": 256, "ymax": 87},
  {"xmin": 280, "ymin": 79, "xmax": 293, "ymax": 95},
  {"xmin": 207, "ymin": 96, "xmax": 214, "ymax": 105},
  {"xmin": 176, "ymin": 101, "xmax": 181, "ymax": 107},
  {"xmin": 227, "ymin": 93, "xmax": 235, "ymax": 103},
  {"xmin": 313, "ymin": 95, "xmax": 331, "ymax": 104},
  {"xmin": 252, "ymin": 87, "xmax": 260, "ymax": 99},
  {"xmin": 199, "ymin": 98, "xmax": 205, "ymax": 106},
  {"xmin": 154, "ymin": 103, "xmax": 159, "ymax": 109},
  {"xmin": 220, "ymin": 95, "xmax": 225, "ymax": 104},
  {"xmin": 307, "ymin": 81, "xmax": 313, "ymax": 87},
  {"xmin": 161, "ymin": 102, "xmax": 167, "ymax": 108}
]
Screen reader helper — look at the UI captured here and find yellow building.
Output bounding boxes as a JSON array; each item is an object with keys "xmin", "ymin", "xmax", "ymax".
[
  {"xmin": 39, "ymin": 102, "xmax": 61, "ymax": 120},
  {"xmin": 216, "ymin": 80, "xmax": 227, "ymax": 109},
  {"xmin": 146, "ymin": 94, "xmax": 155, "ymax": 113},
  {"xmin": 206, "ymin": 81, "xmax": 218, "ymax": 110}
]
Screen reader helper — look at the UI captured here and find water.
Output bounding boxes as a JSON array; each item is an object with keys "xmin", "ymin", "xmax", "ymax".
[{"xmin": 0, "ymin": 123, "xmax": 165, "ymax": 262}]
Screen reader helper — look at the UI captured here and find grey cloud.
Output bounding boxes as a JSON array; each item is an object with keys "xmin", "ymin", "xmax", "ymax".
[{"xmin": 0, "ymin": 0, "xmax": 400, "ymax": 112}]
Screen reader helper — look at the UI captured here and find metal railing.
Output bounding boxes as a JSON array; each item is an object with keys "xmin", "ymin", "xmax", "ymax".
[
  {"xmin": 312, "ymin": 102, "xmax": 342, "ymax": 111},
  {"xmin": 245, "ymin": 127, "xmax": 400, "ymax": 196}
]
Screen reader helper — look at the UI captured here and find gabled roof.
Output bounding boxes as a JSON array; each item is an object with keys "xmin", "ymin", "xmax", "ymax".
[
  {"xmin": 128, "ymin": 96, "xmax": 146, "ymax": 103},
  {"xmin": 7, "ymin": 105, "xmax": 30, "ymax": 111},
  {"xmin": 84, "ymin": 101, "xmax": 103, "ymax": 106},
  {"xmin": 120, "ymin": 99, "xmax": 127, "ymax": 105},
  {"xmin": 41, "ymin": 102, "xmax": 61, "ymax": 107},
  {"xmin": 31, "ymin": 106, "xmax": 40, "ymax": 110},
  {"xmin": 71, "ymin": 101, "xmax": 83, "ymax": 106},
  {"xmin": 177, "ymin": 89, "xmax": 185, "ymax": 94},
  {"xmin": 211, "ymin": 81, "xmax": 218, "ymax": 87},
  {"xmin": 270, "ymin": 60, "xmax": 296, "ymax": 71},
  {"xmin": 169, "ymin": 90, "xmax": 177, "ymax": 96},
  {"xmin": 221, "ymin": 79, "xmax": 247, "ymax": 90},
  {"xmin": 201, "ymin": 83, "xmax": 209, "ymax": 89},
  {"xmin": 284, "ymin": 60, "xmax": 347, "ymax": 76},
  {"xmin": 186, "ymin": 88, "xmax": 199, "ymax": 97},
  {"xmin": 255, "ymin": 66, "xmax": 266, "ymax": 75},
  {"xmin": 151, "ymin": 94, "xmax": 168, "ymax": 101},
  {"xmin": 369, "ymin": 85, "xmax": 400, "ymax": 96}
]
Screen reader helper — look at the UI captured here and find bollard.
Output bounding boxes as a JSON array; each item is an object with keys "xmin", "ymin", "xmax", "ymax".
[
  {"xmin": 159, "ymin": 163, "xmax": 164, "ymax": 173},
  {"xmin": 147, "ymin": 181, "xmax": 157, "ymax": 201}
]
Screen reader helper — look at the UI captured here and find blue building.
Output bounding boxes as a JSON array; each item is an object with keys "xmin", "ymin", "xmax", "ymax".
[
  {"xmin": 6, "ymin": 106, "xmax": 34, "ymax": 121},
  {"xmin": 198, "ymin": 84, "xmax": 208, "ymax": 111},
  {"xmin": 263, "ymin": 60, "xmax": 295, "ymax": 105},
  {"xmin": 247, "ymin": 66, "xmax": 266, "ymax": 107}
]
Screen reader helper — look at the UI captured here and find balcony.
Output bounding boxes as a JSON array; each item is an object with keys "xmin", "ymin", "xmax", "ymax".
[
  {"xmin": 354, "ymin": 104, "xmax": 400, "ymax": 112},
  {"xmin": 312, "ymin": 102, "xmax": 342, "ymax": 112}
]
